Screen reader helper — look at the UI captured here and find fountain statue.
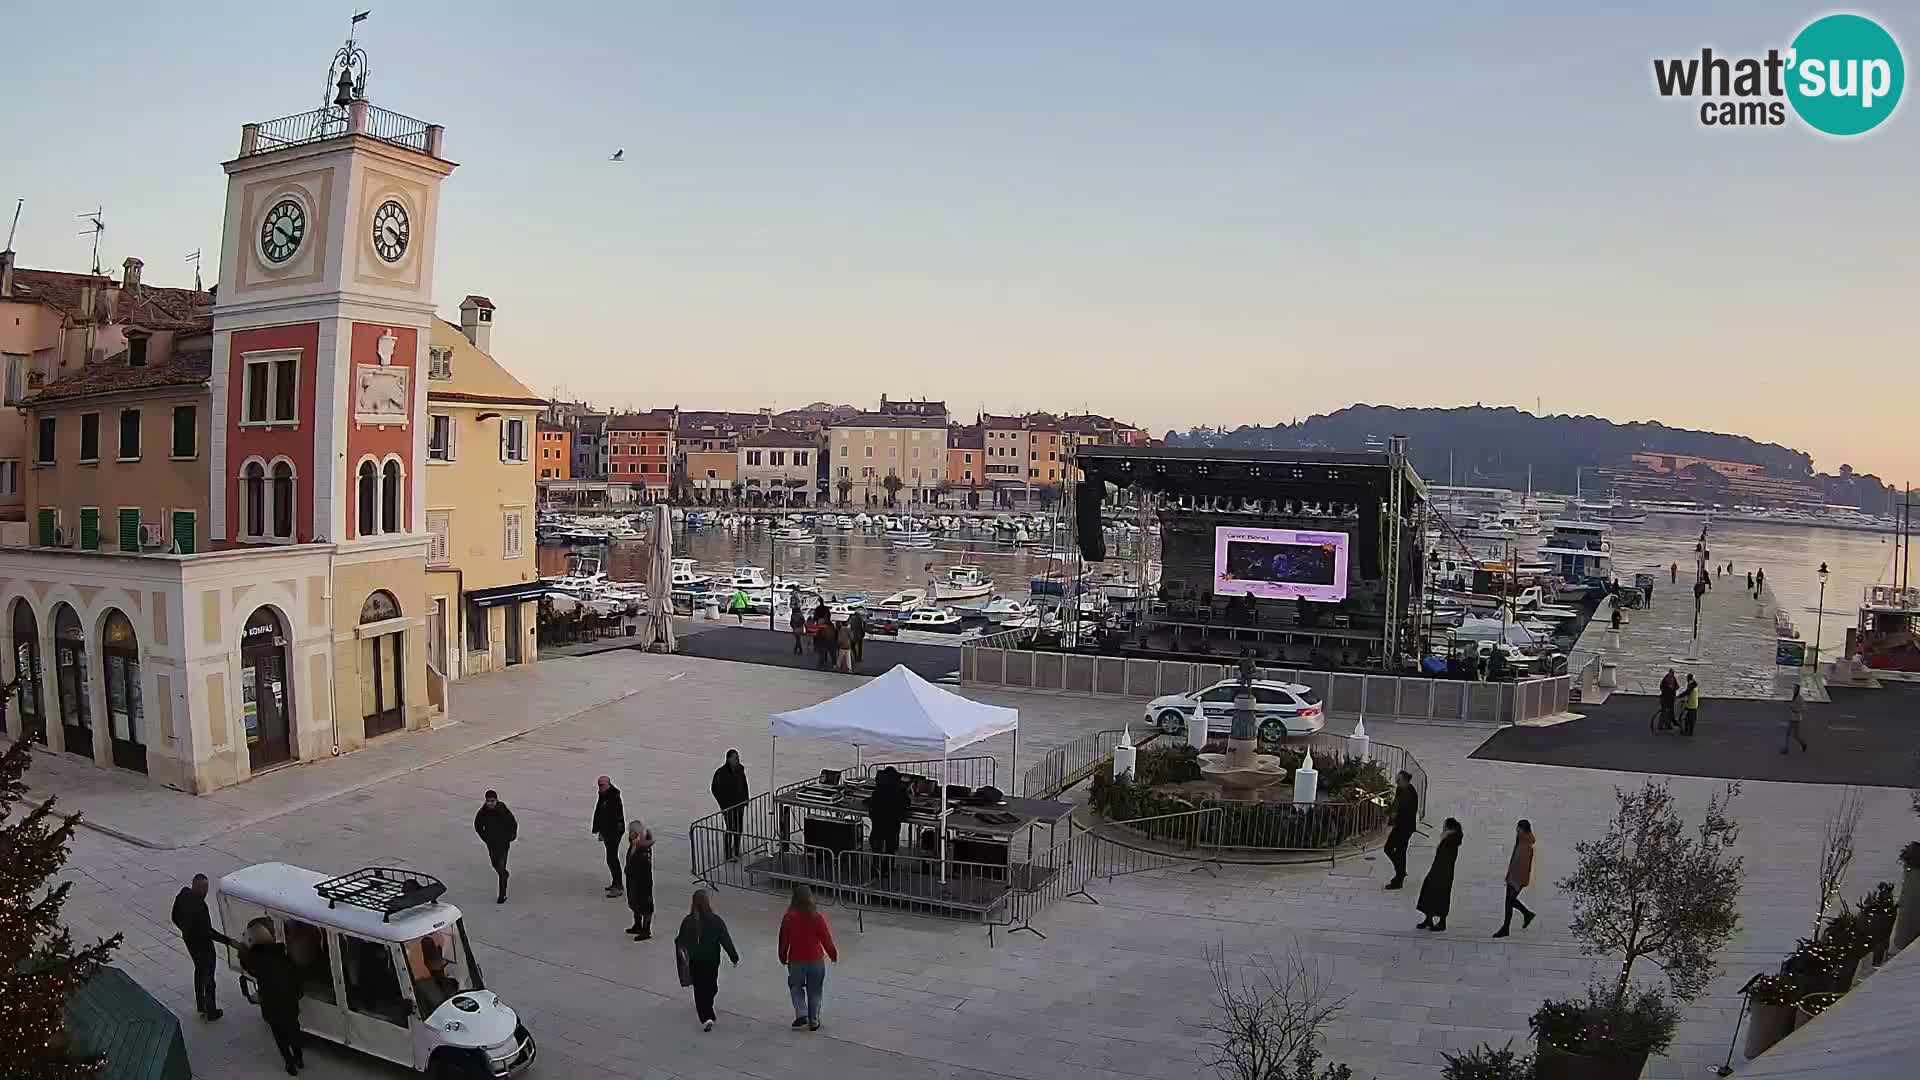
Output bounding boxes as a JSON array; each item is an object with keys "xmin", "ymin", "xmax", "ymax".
[{"xmin": 1197, "ymin": 649, "xmax": 1289, "ymax": 797}]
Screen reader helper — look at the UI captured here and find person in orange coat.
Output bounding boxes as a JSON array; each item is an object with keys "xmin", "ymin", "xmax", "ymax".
[{"xmin": 777, "ymin": 885, "xmax": 838, "ymax": 1030}]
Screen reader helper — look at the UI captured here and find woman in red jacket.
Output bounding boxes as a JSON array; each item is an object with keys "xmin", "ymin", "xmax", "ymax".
[{"xmin": 777, "ymin": 885, "xmax": 838, "ymax": 1030}]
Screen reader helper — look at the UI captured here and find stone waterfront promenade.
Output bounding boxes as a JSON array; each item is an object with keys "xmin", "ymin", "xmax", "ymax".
[
  {"xmin": 22, "ymin": 649, "xmax": 1915, "ymax": 1080},
  {"xmin": 1570, "ymin": 573, "xmax": 1823, "ymax": 702}
]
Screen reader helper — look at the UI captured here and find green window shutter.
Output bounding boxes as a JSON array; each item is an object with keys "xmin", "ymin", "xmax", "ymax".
[
  {"xmin": 118, "ymin": 508, "xmax": 141, "ymax": 552},
  {"xmin": 79, "ymin": 508, "xmax": 100, "ymax": 551},
  {"xmin": 36, "ymin": 509, "xmax": 56, "ymax": 546},
  {"xmin": 171, "ymin": 511, "xmax": 196, "ymax": 555}
]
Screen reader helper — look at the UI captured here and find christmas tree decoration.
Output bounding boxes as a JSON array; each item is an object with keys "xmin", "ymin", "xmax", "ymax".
[{"xmin": 1, "ymin": 674, "xmax": 125, "ymax": 1079}]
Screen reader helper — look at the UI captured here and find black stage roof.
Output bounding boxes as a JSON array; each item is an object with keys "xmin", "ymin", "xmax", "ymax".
[{"xmin": 1076, "ymin": 445, "xmax": 1427, "ymax": 505}]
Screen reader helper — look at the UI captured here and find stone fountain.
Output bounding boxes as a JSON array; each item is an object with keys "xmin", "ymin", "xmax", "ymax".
[{"xmin": 1197, "ymin": 652, "xmax": 1289, "ymax": 798}]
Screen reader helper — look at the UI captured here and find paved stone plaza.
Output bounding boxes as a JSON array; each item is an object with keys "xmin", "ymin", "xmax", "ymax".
[
  {"xmin": 1571, "ymin": 577, "xmax": 1823, "ymax": 702},
  {"xmin": 25, "ymin": 649, "xmax": 1917, "ymax": 1080}
]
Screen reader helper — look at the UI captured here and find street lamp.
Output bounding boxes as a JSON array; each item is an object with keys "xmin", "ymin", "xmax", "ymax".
[{"xmin": 1814, "ymin": 561, "xmax": 1830, "ymax": 667}]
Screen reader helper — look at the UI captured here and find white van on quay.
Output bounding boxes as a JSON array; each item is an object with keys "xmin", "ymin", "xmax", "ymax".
[{"xmin": 218, "ymin": 863, "xmax": 536, "ymax": 1079}]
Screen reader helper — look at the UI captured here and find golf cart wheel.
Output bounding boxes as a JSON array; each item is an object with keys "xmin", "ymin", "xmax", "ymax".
[
  {"xmin": 1257, "ymin": 718, "xmax": 1287, "ymax": 744},
  {"xmin": 1156, "ymin": 709, "xmax": 1188, "ymax": 735}
]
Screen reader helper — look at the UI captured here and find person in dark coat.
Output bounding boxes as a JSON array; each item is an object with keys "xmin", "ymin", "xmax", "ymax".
[
  {"xmin": 1494, "ymin": 819, "xmax": 1536, "ymax": 938},
  {"xmin": 866, "ymin": 766, "xmax": 913, "ymax": 863},
  {"xmin": 848, "ymin": 609, "xmax": 867, "ymax": 667},
  {"xmin": 814, "ymin": 615, "xmax": 836, "ymax": 670},
  {"xmin": 1416, "ymin": 817, "xmax": 1464, "ymax": 932},
  {"xmin": 172, "ymin": 873, "xmax": 234, "ymax": 1020},
  {"xmin": 592, "ymin": 776, "xmax": 626, "ymax": 897},
  {"xmin": 789, "ymin": 602, "xmax": 807, "ymax": 654},
  {"xmin": 674, "ymin": 889, "xmax": 740, "ymax": 1031},
  {"xmin": 711, "ymin": 749, "xmax": 750, "ymax": 861},
  {"xmin": 625, "ymin": 819, "xmax": 656, "ymax": 940},
  {"xmin": 1382, "ymin": 771, "xmax": 1418, "ymax": 889},
  {"xmin": 240, "ymin": 918, "xmax": 305, "ymax": 1075},
  {"xmin": 474, "ymin": 790, "xmax": 518, "ymax": 904},
  {"xmin": 1658, "ymin": 669, "xmax": 1679, "ymax": 730}
]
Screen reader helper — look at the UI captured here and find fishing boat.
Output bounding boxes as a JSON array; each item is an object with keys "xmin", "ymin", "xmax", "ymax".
[
  {"xmin": 980, "ymin": 596, "xmax": 1035, "ymax": 623},
  {"xmin": 771, "ymin": 526, "xmax": 815, "ymax": 544},
  {"xmin": 877, "ymin": 588, "xmax": 927, "ymax": 611},
  {"xmin": 669, "ymin": 558, "xmax": 713, "ymax": 590},
  {"xmin": 715, "ymin": 566, "xmax": 774, "ymax": 591},
  {"xmin": 900, "ymin": 607, "xmax": 967, "ymax": 633},
  {"xmin": 930, "ymin": 565, "xmax": 993, "ymax": 602}
]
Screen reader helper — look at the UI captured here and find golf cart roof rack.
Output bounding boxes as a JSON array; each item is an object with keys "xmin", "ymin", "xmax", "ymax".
[{"xmin": 313, "ymin": 867, "xmax": 447, "ymax": 921}]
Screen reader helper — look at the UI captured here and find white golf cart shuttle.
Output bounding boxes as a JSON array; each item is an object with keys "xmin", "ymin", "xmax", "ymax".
[{"xmin": 218, "ymin": 864, "xmax": 536, "ymax": 1078}]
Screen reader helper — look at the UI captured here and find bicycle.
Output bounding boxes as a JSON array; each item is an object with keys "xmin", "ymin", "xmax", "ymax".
[{"xmin": 1650, "ymin": 702, "xmax": 1678, "ymax": 735}]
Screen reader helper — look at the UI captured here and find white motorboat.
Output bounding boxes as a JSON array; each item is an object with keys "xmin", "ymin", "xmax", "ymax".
[
  {"xmin": 930, "ymin": 565, "xmax": 993, "ymax": 601},
  {"xmin": 771, "ymin": 526, "xmax": 815, "ymax": 544},
  {"xmin": 670, "ymin": 557, "xmax": 713, "ymax": 590},
  {"xmin": 981, "ymin": 596, "xmax": 1034, "ymax": 623},
  {"xmin": 835, "ymin": 515, "xmax": 855, "ymax": 530},
  {"xmin": 878, "ymin": 588, "xmax": 927, "ymax": 611},
  {"xmin": 853, "ymin": 513, "xmax": 872, "ymax": 529},
  {"xmin": 893, "ymin": 535, "xmax": 935, "ymax": 550},
  {"xmin": 542, "ymin": 555, "xmax": 608, "ymax": 595},
  {"xmin": 716, "ymin": 566, "xmax": 774, "ymax": 590},
  {"xmin": 900, "ymin": 607, "xmax": 967, "ymax": 633}
]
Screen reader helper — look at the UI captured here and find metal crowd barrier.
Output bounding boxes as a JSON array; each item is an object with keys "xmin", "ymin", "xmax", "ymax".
[
  {"xmin": 1021, "ymin": 729, "xmax": 1131, "ymax": 799},
  {"xmin": 1002, "ymin": 829, "xmax": 1102, "ymax": 940},
  {"xmin": 844, "ymin": 755, "xmax": 998, "ymax": 790},
  {"xmin": 1096, "ymin": 808, "xmax": 1225, "ymax": 878},
  {"xmin": 688, "ymin": 821, "xmax": 841, "ymax": 908},
  {"xmin": 1297, "ymin": 732, "xmax": 1428, "ymax": 824},
  {"xmin": 958, "ymin": 645, "xmax": 1573, "ymax": 725}
]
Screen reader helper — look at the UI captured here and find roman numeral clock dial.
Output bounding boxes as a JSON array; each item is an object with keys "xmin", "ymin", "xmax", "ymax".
[{"xmin": 372, "ymin": 199, "xmax": 410, "ymax": 263}]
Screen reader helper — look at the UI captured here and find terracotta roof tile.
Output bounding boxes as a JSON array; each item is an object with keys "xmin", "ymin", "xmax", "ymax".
[
  {"xmin": 738, "ymin": 429, "xmax": 819, "ymax": 449},
  {"xmin": 829, "ymin": 412, "xmax": 947, "ymax": 430},
  {"xmin": 25, "ymin": 346, "xmax": 211, "ymax": 405},
  {"xmin": 607, "ymin": 410, "xmax": 678, "ymax": 431}
]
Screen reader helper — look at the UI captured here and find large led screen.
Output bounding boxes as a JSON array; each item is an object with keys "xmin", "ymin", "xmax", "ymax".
[{"xmin": 1212, "ymin": 527, "xmax": 1350, "ymax": 602}]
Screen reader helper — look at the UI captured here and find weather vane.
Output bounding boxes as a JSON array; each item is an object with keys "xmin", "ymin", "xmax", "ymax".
[{"xmin": 325, "ymin": 11, "xmax": 373, "ymax": 111}]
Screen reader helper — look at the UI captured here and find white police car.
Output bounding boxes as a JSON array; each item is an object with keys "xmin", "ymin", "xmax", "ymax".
[{"xmin": 1145, "ymin": 679, "xmax": 1325, "ymax": 742}]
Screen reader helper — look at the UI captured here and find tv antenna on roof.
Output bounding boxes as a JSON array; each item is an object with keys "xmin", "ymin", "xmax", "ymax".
[
  {"xmin": 75, "ymin": 207, "xmax": 105, "ymax": 276},
  {"xmin": 185, "ymin": 249, "xmax": 203, "ymax": 292},
  {"xmin": 5, "ymin": 199, "xmax": 21, "ymax": 250}
]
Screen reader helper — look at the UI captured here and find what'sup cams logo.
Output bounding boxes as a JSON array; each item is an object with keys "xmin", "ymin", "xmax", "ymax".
[{"xmin": 1654, "ymin": 12, "xmax": 1904, "ymax": 135}]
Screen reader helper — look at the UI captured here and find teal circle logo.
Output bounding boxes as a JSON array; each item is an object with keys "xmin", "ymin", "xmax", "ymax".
[{"xmin": 1786, "ymin": 14, "xmax": 1904, "ymax": 135}]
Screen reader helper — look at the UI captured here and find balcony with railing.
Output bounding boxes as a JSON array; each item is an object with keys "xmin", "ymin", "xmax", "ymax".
[{"xmin": 240, "ymin": 100, "xmax": 443, "ymax": 159}]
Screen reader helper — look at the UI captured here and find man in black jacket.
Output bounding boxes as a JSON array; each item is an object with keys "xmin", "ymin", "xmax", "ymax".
[
  {"xmin": 592, "ymin": 775, "xmax": 626, "ymax": 897},
  {"xmin": 171, "ymin": 873, "xmax": 234, "ymax": 1020},
  {"xmin": 1382, "ymin": 770, "xmax": 1419, "ymax": 890},
  {"xmin": 867, "ymin": 766, "xmax": 913, "ymax": 863},
  {"xmin": 710, "ymin": 749, "xmax": 750, "ymax": 861},
  {"xmin": 474, "ymin": 790, "xmax": 519, "ymax": 904},
  {"xmin": 240, "ymin": 918, "xmax": 305, "ymax": 1075}
]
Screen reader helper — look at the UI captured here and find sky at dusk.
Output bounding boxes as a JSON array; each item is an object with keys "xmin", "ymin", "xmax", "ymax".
[{"xmin": 4, "ymin": 2, "xmax": 1915, "ymax": 483}]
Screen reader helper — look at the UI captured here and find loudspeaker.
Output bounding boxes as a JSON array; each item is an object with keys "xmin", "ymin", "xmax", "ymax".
[{"xmin": 1076, "ymin": 480, "xmax": 1106, "ymax": 562}]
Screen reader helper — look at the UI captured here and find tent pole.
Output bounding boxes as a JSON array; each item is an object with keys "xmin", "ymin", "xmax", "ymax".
[
  {"xmin": 1010, "ymin": 727, "xmax": 1018, "ymax": 796},
  {"xmin": 769, "ymin": 736, "xmax": 777, "ymax": 798},
  {"xmin": 939, "ymin": 750, "xmax": 949, "ymax": 885}
]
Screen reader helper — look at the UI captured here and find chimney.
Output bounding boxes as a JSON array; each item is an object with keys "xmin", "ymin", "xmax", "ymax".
[
  {"xmin": 0, "ymin": 249, "xmax": 14, "ymax": 298},
  {"xmin": 458, "ymin": 294, "xmax": 495, "ymax": 352},
  {"xmin": 122, "ymin": 256, "xmax": 143, "ymax": 290}
]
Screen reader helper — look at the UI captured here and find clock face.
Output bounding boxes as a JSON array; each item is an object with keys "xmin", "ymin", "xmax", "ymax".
[
  {"xmin": 260, "ymin": 199, "xmax": 306, "ymax": 264},
  {"xmin": 371, "ymin": 199, "xmax": 410, "ymax": 263}
]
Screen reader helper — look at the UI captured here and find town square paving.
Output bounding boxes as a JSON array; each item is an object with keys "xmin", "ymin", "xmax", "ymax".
[{"xmin": 26, "ymin": 649, "xmax": 1917, "ymax": 1080}]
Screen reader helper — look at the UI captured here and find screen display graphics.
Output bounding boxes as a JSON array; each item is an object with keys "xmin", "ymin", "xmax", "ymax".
[{"xmin": 1212, "ymin": 527, "xmax": 1350, "ymax": 603}]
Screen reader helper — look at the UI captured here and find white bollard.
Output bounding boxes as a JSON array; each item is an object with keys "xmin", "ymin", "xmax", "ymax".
[
  {"xmin": 1113, "ymin": 742, "xmax": 1137, "ymax": 780},
  {"xmin": 1187, "ymin": 709, "xmax": 1208, "ymax": 749},
  {"xmin": 1292, "ymin": 748, "xmax": 1318, "ymax": 804},
  {"xmin": 1347, "ymin": 717, "xmax": 1371, "ymax": 762}
]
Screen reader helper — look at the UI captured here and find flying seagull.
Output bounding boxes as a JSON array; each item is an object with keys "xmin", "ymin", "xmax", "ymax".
[{"xmin": 609, "ymin": 149, "xmax": 625, "ymax": 162}]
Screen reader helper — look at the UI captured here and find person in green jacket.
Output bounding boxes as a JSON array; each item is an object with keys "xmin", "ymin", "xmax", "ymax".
[
  {"xmin": 674, "ymin": 889, "xmax": 740, "ymax": 1031},
  {"xmin": 728, "ymin": 588, "xmax": 750, "ymax": 624}
]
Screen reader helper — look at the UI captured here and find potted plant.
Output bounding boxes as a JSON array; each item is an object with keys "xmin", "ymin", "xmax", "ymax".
[
  {"xmin": 1742, "ymin": 973, "xmax": 1803, "ymax": 1060},
  {"xmin": 1857, "ymin": 882, "xmax": 1898, "ymax": 965},
  {"xmin": 1894, "ymin": 842, "xmax": 1920, "ymax": 952},
  {"xmin": 1544, "ymin": 781, "xmax": 1742, "ymax": 1079},
  {"xmin": 1530, "ymin": 986, "xmax": 1677, "ymax": 1080},
  {"xmin": 1819, "ymin": 909, "xmax": 1868, "ymax": 987},
  {"xmin": 1442, "ymin": 1041, "xmax": 1535, "ymax": 1080},
  {"xmin": 1793, "ymin": 991, "xmax": 1842, "ymax": 1028},
  {"xmin": 1784, "ymin": 937, "xmax": 1851, "ymax": 997}
]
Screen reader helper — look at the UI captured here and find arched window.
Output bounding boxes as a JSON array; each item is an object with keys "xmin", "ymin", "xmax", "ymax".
[
  {"xmin": 11, "ymin": 599, "xmax": 46, "ymax": 746},
  {"xmin": 381, "ymin": 460, "xmax": 402, "ymax": 533},
  {"xmin": 242, "ymin": 460, "xmax": 267, "ymax": 538},
  {"xmin": 52, "ymin": 603, "xmax": 91, "ymax": 759},
  {"xmin": 359, "ymin": 590, "xmax": 404, "ymax": 736},
  {"xmin": 357, "ymin": 461, "xmax": 378, "ymax": 537},
  {"xmin": 271, "ymin": 461, "xmax": 295, "ymax": 540}
]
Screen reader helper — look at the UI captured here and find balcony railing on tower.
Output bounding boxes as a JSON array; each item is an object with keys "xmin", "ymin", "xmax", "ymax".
[{"xmin": 243, "ymin": 103, "xmax": 437, "ymax": 157}]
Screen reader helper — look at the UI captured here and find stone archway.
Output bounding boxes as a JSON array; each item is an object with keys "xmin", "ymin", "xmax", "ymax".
[
  {"xmin": 100, "ymin": 609, "xmax": 147, "ymax": 774},
  {"xmin": 51, "ymin": 604, "xmax": 93, "ymax": 760},
  {"xmin": 10, "ymin": 599, "xmax": 47, "ymax": 745},
  {"xmin": 359, "ymin": 590, "xmax": 405, "ymax": 738}
]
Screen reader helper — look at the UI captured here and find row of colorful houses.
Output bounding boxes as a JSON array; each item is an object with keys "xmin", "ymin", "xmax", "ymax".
[{"xmin": 538, "ymin": 394, "xmax": 1152, "ymax": 506}]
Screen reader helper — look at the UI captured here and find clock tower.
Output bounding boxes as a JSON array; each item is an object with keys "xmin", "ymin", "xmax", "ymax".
[{"xmin": 210, "ymin": 32, "xmax": 455, "ymax": 743}]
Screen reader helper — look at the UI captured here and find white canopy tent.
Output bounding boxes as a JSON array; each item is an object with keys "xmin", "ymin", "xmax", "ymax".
[{"xmin": 769, "ymin": 665, "xmax": 1019, "ymax": 882}]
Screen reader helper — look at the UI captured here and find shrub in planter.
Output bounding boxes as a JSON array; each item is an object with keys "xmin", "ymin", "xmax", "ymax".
[
  {"xmin": 1531, "ymin": 986, "xmax": 1678, "ymax": 1080},
  {"xmin": 1820, "ymin": 910, "xmax": 1869, "ymax": 986},
  {"xmin": 1793, "ymin": 991, "xmax": 1842, "ymax": 1027},
  {"xmin": 1856, "ymin": 882, "xmax": 1898, "ymax": 962},
  {"xmin": 1742, "ymin": 974, "xmax": 1804, "ymax": 1060},
  {"xmin": 1894, "ymin": 842, "xmax": 1920, "ymax": 952},
  {"xmin": 1784, "ymin": 937, "xmax": 1852, "ymax": 996},
  {"xmin": 1441, "ymin": 1041, "xmax": 1535, "ymax": 1080}
]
